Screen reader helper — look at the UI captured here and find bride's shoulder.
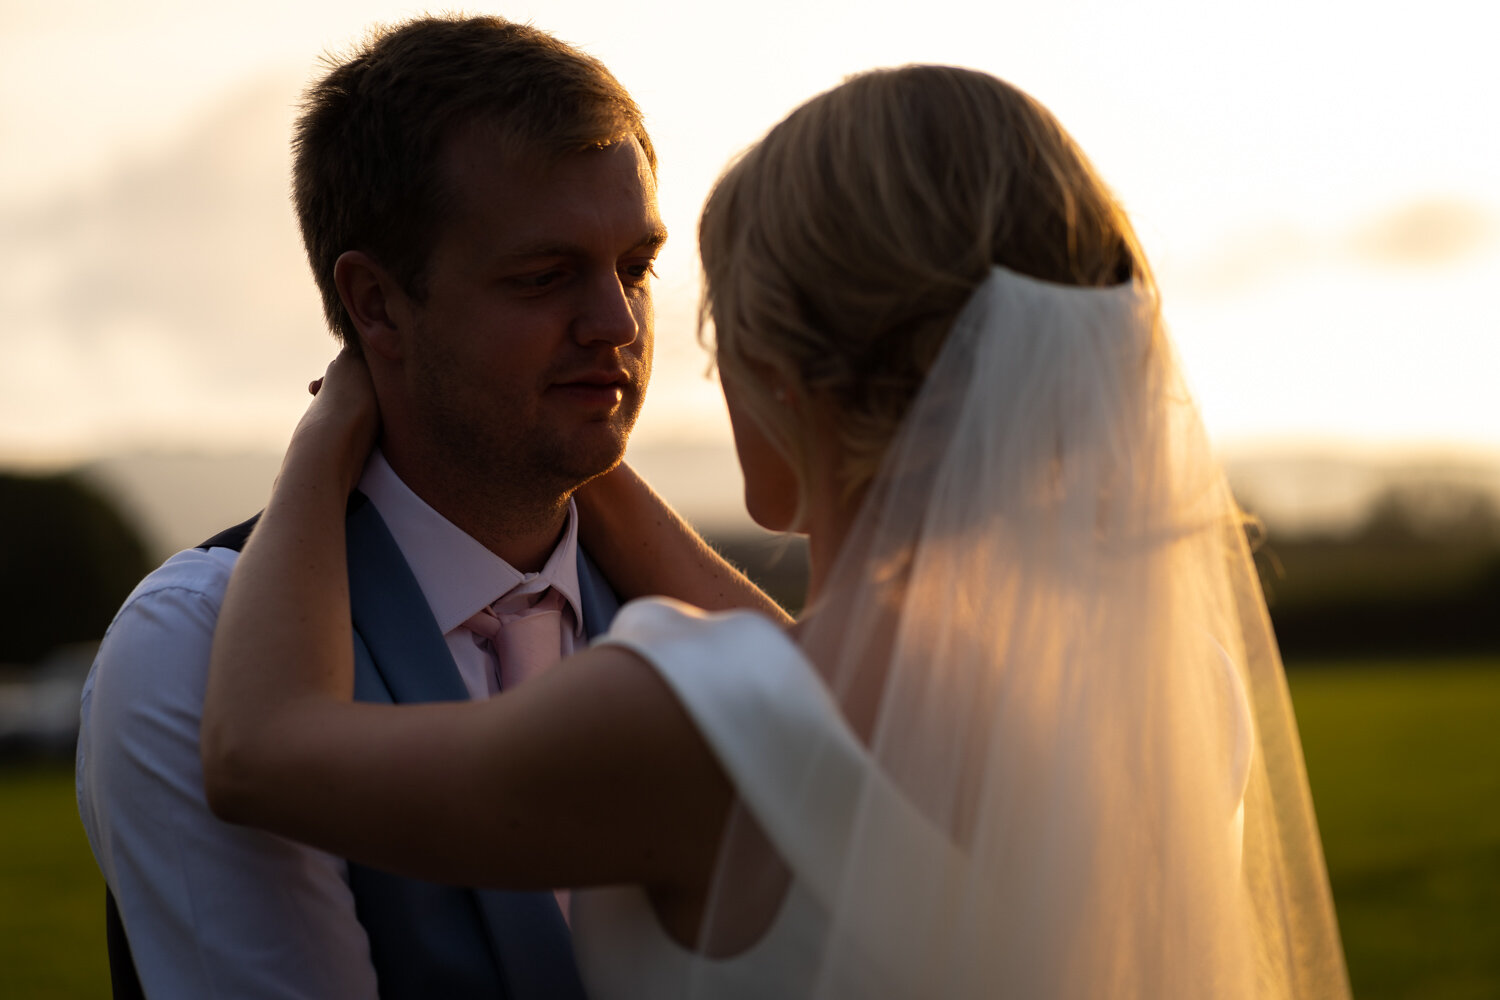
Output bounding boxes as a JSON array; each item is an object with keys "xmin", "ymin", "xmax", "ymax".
[
  {"xmin": 606, "ymin": 596, "xmax": 795, "ymax": 652},
  {"xmin": 596, "ymin": 597, "xmax": 828, "ymax": 730}
]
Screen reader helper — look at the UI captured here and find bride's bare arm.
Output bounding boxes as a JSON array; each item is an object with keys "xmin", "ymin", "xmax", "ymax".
[
  {"xmin": 201, "ymin": 353, "xmax": 728, "ymax": 896},
  {"xmin": 576, "ymin": 463, "xmax": 792, "ymax": 624}
]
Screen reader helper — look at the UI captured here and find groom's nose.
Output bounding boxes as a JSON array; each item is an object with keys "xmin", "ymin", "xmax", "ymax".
[{"xmin": 573, "ymin": 272, "xmax": 642, "ymax": 347}]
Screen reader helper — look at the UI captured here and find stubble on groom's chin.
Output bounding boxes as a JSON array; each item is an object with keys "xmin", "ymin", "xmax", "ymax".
[
  {"xmin": 478, "ymin": 391, "xmax": 644, "ymax": 514},
  {"xmin": 550, "ymin": 384, "xmax": 645, "ymax": 495}
]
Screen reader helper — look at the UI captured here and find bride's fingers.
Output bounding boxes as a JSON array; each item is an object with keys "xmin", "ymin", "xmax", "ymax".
[
  {"xmin": 322, "ymin": 346, "xmax": 368, "ymax": 382},
  {"xmin": 309, "ymin": 349, "xmax": 380, "ymax": 438},
  {"xmin": 290, "ymin": 350, "xmax": 380, "ymax": 490},
  {"xmin": 310, "ymin": 348, "xmax": 372, "ymax": 402}
]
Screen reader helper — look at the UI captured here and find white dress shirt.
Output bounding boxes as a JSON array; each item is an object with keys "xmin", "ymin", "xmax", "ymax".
[
  {"xmin": 75, "ymin": 449, "xmax": 584, "ymax": 998},
  {"xmin": 358, "ymin": 450, "xmax": 585, "ymax": 697}
]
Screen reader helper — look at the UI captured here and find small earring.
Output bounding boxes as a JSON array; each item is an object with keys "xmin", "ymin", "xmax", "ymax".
[{"xmin": 772, "ymin": 386, "xmax": 788, "ymax": 403}]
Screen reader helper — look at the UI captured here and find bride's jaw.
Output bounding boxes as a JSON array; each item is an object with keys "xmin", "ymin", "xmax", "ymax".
[
  {"xmin": 721, "ymin": 372, "xmax": 800, "ymax": 533},
  {"xmin": 720, "ymin": 368, "xmax": 860, "ymax": 610}
]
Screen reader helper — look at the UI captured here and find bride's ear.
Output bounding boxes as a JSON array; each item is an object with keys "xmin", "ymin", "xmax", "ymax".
[{"xmin": 333, "ymin": 251, "xmax": 408, "ymax": 361}]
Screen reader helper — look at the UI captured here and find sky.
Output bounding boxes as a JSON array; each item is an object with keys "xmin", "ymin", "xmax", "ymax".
[{"xmin": 2, "ymin": 0, "xmax": 1498, "ymax": 472}]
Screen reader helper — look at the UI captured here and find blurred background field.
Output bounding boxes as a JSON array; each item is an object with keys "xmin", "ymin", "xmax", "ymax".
[
  {"xmin": 3, "ymin": 656, "xmax": 1497, "ymax": 999},
  {"xmin": 1292, "ymin": 662, "xmax": 1500, "ymax": 1000},
  {"xmin": 2, "ymin": 374, "xmax": 1498, "ymax": 1000},
  {"xmin": 3, "ymin": 454, "xmax": 1499, "ymax": 998},
  {"xmin": 0, "ymin": 764, "xmax": 111, "ymax": 999}
]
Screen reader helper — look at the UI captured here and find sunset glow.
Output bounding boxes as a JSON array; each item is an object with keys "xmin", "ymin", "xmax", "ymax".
[{"xmin": 3, "ymin": 0, "xmax": 1497, "ymax": 469}]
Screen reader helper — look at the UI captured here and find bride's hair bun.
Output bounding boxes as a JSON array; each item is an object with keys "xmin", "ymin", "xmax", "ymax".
[{"xmin": 699, "ymin": 65, "xmax": 1149, "ymax": 519}]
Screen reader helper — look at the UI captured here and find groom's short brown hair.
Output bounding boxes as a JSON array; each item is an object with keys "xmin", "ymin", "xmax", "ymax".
[{"xmin": 293, "ymin": 15, "xmax": 656, "ymax": 346}]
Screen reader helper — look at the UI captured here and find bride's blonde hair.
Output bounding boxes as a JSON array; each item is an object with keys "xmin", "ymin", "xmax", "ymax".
[{"xmin": 699, "ymin": 65, "xmax": 1153, "ymax": 517}]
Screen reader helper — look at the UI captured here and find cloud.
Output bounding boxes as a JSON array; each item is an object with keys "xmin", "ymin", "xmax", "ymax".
[
  {"xmin": 1347, "ymin": 199, "xmax": 1498, "ymax": 268},
  {"xmin": 1172, "ymin": 196, "xmax": 1500, "ymax": 298},
  {"xmin": 0, "ymin": 71, "xmax": 338, "ymax": 458},
  {"xmin": 1167, "ymin": 225, "xmax": 1317, "ymax": 297}
]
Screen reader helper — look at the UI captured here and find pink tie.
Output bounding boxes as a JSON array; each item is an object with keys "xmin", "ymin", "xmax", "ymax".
[
  {"xmin": 461, "ymin": 587, "xmax": 565, "ymax": 691},
  {"xmin": 461, "ymin": 585, "xmax": 573, "ymax": 922}
]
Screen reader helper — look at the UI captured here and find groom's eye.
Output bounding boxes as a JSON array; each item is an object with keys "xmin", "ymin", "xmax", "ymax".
[
  {"xmin": 621, "ymin": 262, "xmax": 658, "ymax": 286},
  {"xmin": 510, "ymin": 269, "xmax": 564, "ymax": 291}
]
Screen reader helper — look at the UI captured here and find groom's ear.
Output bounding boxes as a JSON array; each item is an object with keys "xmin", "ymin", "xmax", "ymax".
[{"xmin": 334, "ymin": 250, "xmax": 409, "ymax": 362}]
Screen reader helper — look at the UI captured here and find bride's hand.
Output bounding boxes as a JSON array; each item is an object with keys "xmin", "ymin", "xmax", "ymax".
[{"xmin": 286, "ymin": 348, "xmax": 380, "ymax": 495}]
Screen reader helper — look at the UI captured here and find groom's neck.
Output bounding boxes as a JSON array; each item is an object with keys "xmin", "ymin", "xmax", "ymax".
[{"xmin": 381, "ymin": 437, "xmax": 573, "ymax": 574}]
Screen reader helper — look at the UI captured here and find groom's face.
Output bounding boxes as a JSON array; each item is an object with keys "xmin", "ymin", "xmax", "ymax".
[{"xmin": 398, "ymin": 127, "xmax": 664, "ymax": 497}]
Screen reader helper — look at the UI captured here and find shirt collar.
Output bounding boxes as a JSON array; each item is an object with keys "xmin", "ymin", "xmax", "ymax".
[{"xmin": 356, "ymin": 449, "xmax": 585, "ymax": 638}]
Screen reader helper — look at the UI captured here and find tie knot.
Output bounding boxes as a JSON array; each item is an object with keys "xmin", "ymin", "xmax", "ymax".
[
  {"xmin": 491, "ymin": 586, "xmax": 562, "ymax": 618},
  {"xmin": 460, "ymin": 586, "xmax": 567, "ymax": 691},
  {"xmin": 462, "ymin": 585, "xmax": 563, "ymax": 640},
  {"xmin": 461, "ymin": 605, "xmax": 503, "ymax": 641}
]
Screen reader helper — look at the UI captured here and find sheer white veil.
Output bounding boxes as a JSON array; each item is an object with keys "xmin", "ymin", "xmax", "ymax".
[{"xmin": 691, "ymin": 264, "xmax": 1350, "ymax": 998}]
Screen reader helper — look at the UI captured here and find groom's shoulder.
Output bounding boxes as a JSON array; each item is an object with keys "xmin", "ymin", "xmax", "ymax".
[
  {"xmin": 91, "ymin": 511, "xmax": 268, "ymax": 669},
  {"xmin": 120, "ymin": 546, "xmax": 240, "ymax": 616},
  {"xmin": 80, "ymin": 545, "xmax": 241, "ymax": 773},
  {"xmin": 81, "ymin": 538, "xmax": 246, "ymax": 775},
  {"xmin": 105, "ymin": 497, "xmax": 372, "ymax": 644},
  {"xmin": 93, "ymin": 545, "xmax": 242, "ymax": 680}
]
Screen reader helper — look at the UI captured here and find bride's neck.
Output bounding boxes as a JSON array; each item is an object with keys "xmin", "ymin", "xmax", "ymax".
[
  {"xmin": 799, "ymin": 476, "xmax": 863, "ymax": 613},
  {"xmin": 796, "ymin": 508, "xmax": 902, "ymax": 745}
]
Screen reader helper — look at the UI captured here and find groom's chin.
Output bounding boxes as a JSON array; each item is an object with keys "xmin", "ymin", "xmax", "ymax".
[{"xmin": 554, "ymin": 423, "xmax": 636, "ymax": 491}]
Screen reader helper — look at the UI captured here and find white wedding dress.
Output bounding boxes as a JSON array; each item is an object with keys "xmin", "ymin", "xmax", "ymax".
[
  {"xmin": 572, "ymin": 596, "xmax": 959, "ymax": 999},
  {"xmin": 571, "ymin": 593, "xmax": 1259, "ymax": 999}
]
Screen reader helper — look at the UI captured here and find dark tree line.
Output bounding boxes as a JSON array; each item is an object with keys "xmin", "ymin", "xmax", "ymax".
[
  {"xmin": 0, "ymin": 471, "xmax": 153, "ymax": 666},
  {"xmin": 0, "ymin": 466, "xmax": 1494, "ymax": 666},
  {"xmin": 1359, "ymin": 480, "xmax": 1500, "ymax": 547},
  {"xmin": 1259, "ymin": 481, "xmax": 1500, "ymax": 660}
]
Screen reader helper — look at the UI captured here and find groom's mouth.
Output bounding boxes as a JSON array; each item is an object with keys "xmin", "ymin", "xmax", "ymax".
[{"xmin": 551, "ymin": 369, "xmax": 630, "ymax": 410}]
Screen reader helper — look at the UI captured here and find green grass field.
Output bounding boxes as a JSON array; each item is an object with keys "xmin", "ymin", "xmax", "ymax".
[
  {"xmin": 2, "ymin": 659, "xmax": 1496, "ymax": 998},
  {"xmin": 1289, "ymin": 660, "xmax": 1500, "ymax": 1000},
  {"xmin": 0, "ymin": 763, "xmax": 110, "ymax": 999}
]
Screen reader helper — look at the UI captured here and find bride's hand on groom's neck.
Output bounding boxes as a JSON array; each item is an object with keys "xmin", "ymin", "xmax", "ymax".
[{"xmin": 286, "ymin": 348, "xmax": 381, "ymax": 497}]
